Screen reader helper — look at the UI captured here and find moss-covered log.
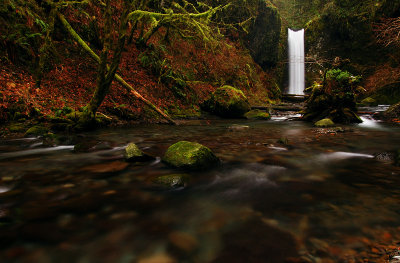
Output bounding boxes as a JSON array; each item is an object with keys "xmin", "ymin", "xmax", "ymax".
[{"xmin": 57, "ymin": 13, "xmax": 177, "ymax": 125}]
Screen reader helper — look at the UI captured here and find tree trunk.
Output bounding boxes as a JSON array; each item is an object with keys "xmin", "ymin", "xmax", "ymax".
[
  {"xmin": 35, "ymin": 5, "xmax": 57, "ymax": 88},
  {"xmin": 57, "ymin": 13, "xmax": 177, "ymax": 125}
]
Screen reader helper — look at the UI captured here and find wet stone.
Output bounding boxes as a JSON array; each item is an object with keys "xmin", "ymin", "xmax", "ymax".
[
  {"xmin": 125, "ymin": 143, "xmax": 155, "ymax": 162},
  {"xmin": 153, "ymin": 174, "xmax": 190, "ymax": 189},
  {"xmin": 163, "ymin": 141, "xmax": 219, "ymax": 170},
  {"xmin": 314, "ymin": 118, "xmax": 335, "ymax": 128},
  {"xmin": 374, "ymin": 152, "xmax": 395, "ymax": 163}
]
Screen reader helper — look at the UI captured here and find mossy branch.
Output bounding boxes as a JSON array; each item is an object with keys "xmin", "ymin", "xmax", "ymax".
[{"xmin": 57, "ymin": 13, "xmax": 177, "ymax": 125}]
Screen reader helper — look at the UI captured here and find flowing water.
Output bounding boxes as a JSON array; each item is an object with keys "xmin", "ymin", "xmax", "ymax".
[
  {"xmin": 288, "ymin": 29, "xmax": 305, "ymax": 95},
  {"xmin": 1, "ymin": 113, "xmax": 400, "ymax": 262}
]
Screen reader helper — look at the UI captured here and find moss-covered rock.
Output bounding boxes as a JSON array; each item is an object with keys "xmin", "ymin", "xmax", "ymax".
[
  {"xmin": 163, "ymin": 141, "xmax": 219, "ymax": 170},
  {"xmin": 24, "ymin": 125, "xmax": 49, "ymax": 137},
  {"xmin": 244, "ymin": 109, "xmax": 271, "ymax": 120},
  {"xmin": 153, "ymin": 174, "xmax": 190, "ymax": 188},
  {"xmin": 303, "ymin": 69, "xmax": 362, "ymax": 124},
  {"xmin": 360, "ymin": 97, "xmax": 378, "ymax": 106},
  {"xmin": 314, "ymin": 118, "xmax": 335, "ymax": 128},
  {"xmin": 202, "ymin": 86, "xmax": 251, "ymax": 118},
  {"xmin": 8, "ymin": 123, "xmax": 26, "ymax": 133},
  {"xmin": 125, "ymin": 143, "xmax": 154, "ymax": 162}
]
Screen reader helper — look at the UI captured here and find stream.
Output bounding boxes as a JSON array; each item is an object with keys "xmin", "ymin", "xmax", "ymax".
[{"xmin": 1, "ymin": 109, "xmax": 400, "ymax": 262}]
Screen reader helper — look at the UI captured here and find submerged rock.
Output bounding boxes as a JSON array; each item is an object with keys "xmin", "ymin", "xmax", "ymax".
[
  {"xmin": 228, "ymin": 124, "xmax": 250, "ymax": 131},
  {"xmin": 244, "ymin": 109, "xmax": 271, "ymax": 120},
  {"xmin": 202, "ymin": 86, "xmax": 251, "ymax": 118},
  {"xmin": 314, "ymin": 118, "xmax": 335, "ymax": 127},
  {"xmin": 212, "ymin": 218, "xmax": 298, "ymax": 262},
  {"xmin": 374, "ymin": 152, "xmax": 395, "ymax": 163},
  {"xmin": 125, "ymin": 143, "xmax": 154, "ymax": 162},
  {"xmin": 154, "ymin": 174, "xmax": 190, "ymax": 188},
  {"xmin": 163, "ymin": 141, "xmax": 219, "ymax": 170}
]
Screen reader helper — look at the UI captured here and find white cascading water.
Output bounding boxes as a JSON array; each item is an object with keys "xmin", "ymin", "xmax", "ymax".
[{"xmin": 288, "ymin": 28, "xmax": 305, "ymax": 95}]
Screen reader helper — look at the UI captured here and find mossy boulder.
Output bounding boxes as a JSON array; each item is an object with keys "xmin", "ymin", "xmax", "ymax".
[
  {"xmin": 202, "ymin": 86, "xmax": 251, "ymax": 118},
  {"xmin": 360, "ymin": 97, "xmax": 378, "ymax": 106},
  {"xmin": 314, "ymin": 118, "xmax": 335, "ymax": 128},
  {"xmin": 153, "ymin": 174, "xmax": 190, "ymax": 188},
  {"xmin": 125, "ymin": 143, "xmax": 154, "ymax": 162},
  {"xmin": 24, "ymin": 125, "xmax": 49, "ymax": 137},
  {"xmin": 163, "ymin": 141, "xmax": 219, "ymax": 170},
  {"xmin": 244, "ymin": 109, "xmax": 271, "ymax": 120}
]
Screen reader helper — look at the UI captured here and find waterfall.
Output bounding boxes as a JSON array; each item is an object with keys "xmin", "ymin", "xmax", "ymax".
[{"xmin": 288, "ymin": 28, "xmax": 305, "ymax": 95}]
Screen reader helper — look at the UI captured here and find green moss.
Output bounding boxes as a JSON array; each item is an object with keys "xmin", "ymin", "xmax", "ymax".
[
  {"xmin": 163, "ymin": 141, "xmax": 219, "ymax": 170},
  {"xmin": 125, "ymin": 143, "xmax": 143, "ymax": 159},
  {"xmin": 244, "ymin": 109, "xmax": 271, "ymax": 120},
  {"xmin": 124, "ymin": 143, "xmax": 154, "ymax": 162},
  {"xmin": 8, "ymin": 123, "xmax": 26, "ymax": 133},
  {"xmin": 24, "ymin": 125, "xmax": 48, "ymax": 137},
  {"xmin": 203, "ymin": 85, "xmax": 251, "ymax": 118},
  {"xmin": 168, "ymin": 106, "xmax": 201, "ymax": 119},
  {"xmin": 314, "ymin": 118, "xmax": 335, "ymax": 127},
  {"xmin": 360, "ymin": 97, "xmax": 378, "ymax": 106}
]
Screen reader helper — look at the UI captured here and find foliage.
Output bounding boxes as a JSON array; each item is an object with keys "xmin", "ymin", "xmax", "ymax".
[
  {"xmin": 0, "ymin": 0, "xmax": 46, "ymax": 64},
  {"xmin": 325, "ymin": 69, "xmax": 361, "ymax": 86},
  {"xmin": 374, "ymin": 17, "xmax": 400, "ymax": 48}
]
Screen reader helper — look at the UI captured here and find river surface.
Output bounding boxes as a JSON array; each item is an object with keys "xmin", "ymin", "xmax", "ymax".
[{"xmin": 1, "ymin": 112, "xmax": 400, "ymax": 262}]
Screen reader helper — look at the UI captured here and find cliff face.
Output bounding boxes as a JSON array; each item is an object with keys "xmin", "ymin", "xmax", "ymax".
[{"xmin": 243, "ymin": 0, "xmax": 281, "ymax": 69}]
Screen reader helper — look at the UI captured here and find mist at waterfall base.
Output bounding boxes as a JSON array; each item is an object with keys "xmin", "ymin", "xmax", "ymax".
[{"xmin": 288, "ymin": 28, "xmax": 305, "ymax": 95}]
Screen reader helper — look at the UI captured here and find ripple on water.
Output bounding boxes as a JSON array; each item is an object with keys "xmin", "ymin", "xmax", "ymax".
[
  {"xmin": 0, "ymin": 146, "xmax": 75, "ymax": 160},
  {"xmin": 316, "ymin": 151, "xmax": 374, "ymax": 163}
]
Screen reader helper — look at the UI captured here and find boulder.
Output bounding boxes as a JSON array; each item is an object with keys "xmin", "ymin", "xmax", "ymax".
[
  {"xmin": 383, "ymin": 102, "xmax": 400, "ymax": 120},
  {"xmin": 163, "ymin": 141, "xmax": 219, "ymax": 170},
  {"xmin": 244, "ymin": 1, "xmax": 281, "ymax": 69},
  {"xmin": 202, "ymin": 86, "xmax": 251, "ymax": 118},
  {"xmin": 125, "ymin": 143, "xmax": 154, "ymax": 162},
  {"xmin": 314, "ymin": 118, "xmax": 335, "ymax": 127},
  {"xmin": 303, "ymin": 69, "xmax": 363, "ymax": 124},
  {"xmin": 360, "ymin": 97, "xmax": 377, "ymax": 106},
  {"xmin": 244, "ymin": 109, "xmax": 271, "ymax": 120},
  {"xmin": 24, "ymin": 125, "xmax": 48, "ymax": 137}
]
